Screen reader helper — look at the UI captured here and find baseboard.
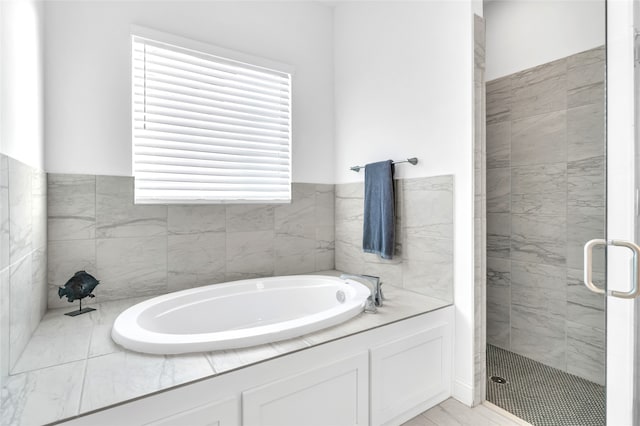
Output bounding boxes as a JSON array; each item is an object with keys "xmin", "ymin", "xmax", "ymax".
[{"xmin": 451, "ymin": 379, "xmax": 473, "ymax": 406}]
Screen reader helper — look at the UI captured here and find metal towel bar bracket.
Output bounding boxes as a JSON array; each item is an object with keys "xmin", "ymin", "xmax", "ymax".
[{"xmin": 349, "ymin": 157, "xmax": 418, "ymax": 173}]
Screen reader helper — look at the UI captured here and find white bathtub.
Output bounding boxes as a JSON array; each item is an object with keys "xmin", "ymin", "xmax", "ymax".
[{"xmin": 111, "ymin": 275, "xmax": 370, "ymax": 354}]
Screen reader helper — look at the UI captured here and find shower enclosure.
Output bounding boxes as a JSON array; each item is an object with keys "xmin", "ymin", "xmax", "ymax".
[{"xmin": 482, "ymin": 1, "xmax": 640, "ymax": 424}]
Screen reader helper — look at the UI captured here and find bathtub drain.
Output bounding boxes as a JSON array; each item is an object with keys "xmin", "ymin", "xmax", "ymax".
[{"xmin": 336, "ymin": 290, "xmax": 346, "ymax": 303}]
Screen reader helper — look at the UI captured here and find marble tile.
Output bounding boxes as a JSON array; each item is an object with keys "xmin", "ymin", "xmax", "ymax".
[
  {"xmin": 47, "ymin": 239, "xmax": 97, "ymax": 309},
  {"xmin": 226, "ymin": 231, "xmax": 275, "ymax": 276},
  {"xmin": 96, "ymin": 175, "xmax": 167, "ymax": 238},
  {"xmin": 511, "ymin": 305, "xmax": 566, "ymax": 370},
  {"xmin": 334, "ymin": 239, "xmax": 365, "ymax": 275},
  {"xmin": 487, "ymin": 213, "xmax": 510, "ymax": 259},
  {"xmin": 89, "ymin": 323, "xmax": 123, "ymax": 358},
  {"xmin": 168, "ymin": 232, "xmax": 226, "ymax": 291},
  {"xmin": 569, "ymin": 83, "xmax": 604, "ymax": 111},
  {"xmin": 514, "ymin": 56, "xmax": 567, "ymax": 87},
  {"xmin": 567, "ymin": 46, "xmax": 605, "ymax": 73},
  {"xmin": 12, "ymin": 319, "xmax": 92, "ymax": 374},
  {"xmin": 566, "ymin": 321, "xmax": 605, "ymax": 385},
  {"xmin": 335, "ymin": 196, "xmax": 364, "ymax": 232},
  {"xmin": 9, "ymin": 256, "xmax": 32, "ymax": 370},
  {"xmin": 511, "ymin": 163, "xmax": 566, "ymax": 195},
  {"xmin": 207, "ymin": 344, "xmax": 280, "ymax": 375},
  {"xmin": 1, "ymin": 360, "xmax": 85, "ymax": 425},
  {"xmin": 487, "ymin": 257, "xmax": 510, "ymax": 288},
  {"xmin": 96, "ymin": 236, "xmax": 168, "ymax": 301},
  {"xmin": 31, "ymin": 169, "xmax": 47, "ymax": 251},
  {"xmin": 8, "ymin": 158, "xmax": 32, "ymax": 265},
  {"xmin": 486, "ymin": 121, "xmax": 510, "ymax": 169},
  {"xmin": 567, "ymin": 267, "xmax": 605, "ymax": 311},
  {"xmin": 0, "ymin": 268, "xmax": 9, "ymax": 380},
  {"xmin": 335, "ymin": 182, "xmax": 363, "ymax": 199},
  {"xmin": 275, "ymin": 183, "xmax": 315, "ymax": 239},
  {"xmin": 567, "ymin": 268, "xmax": 605, "ymax": 330},
  {"xmin": 315, "ymin": 184, "xmax": 335, "ymax": 228},
  {"xmin": 511, "ymin": 192, "xmax": 566, "ymax": 216},
  {"xmin": 486, "ymin": 76, "xmax": 511, "ymax": 124},
  {"xmin": 0, "ymin": 156, "xmax": 8, "ymax": 270},
  {"xmin": 511, "ymin": 58, "xmax": 567, "ymax": 119},
  {"xmin": 487, "ymin": 258, "xmax": 510, "ymax": 349},
  {"xmin": 567, "ymin": 156, "xmax": 605, "ymax": 217},
  {"xmin": 167, "ymin": 205, "xmax": 225, "ymax": 235},
  {"xmin": 224, "ymin": 272, "xmax": 267, "ymax": 282},
  {"xmin": 47, "ymin": 174, "xmax": 96, "ymax": 241},
  {"xmin": 566, "ymin": 213, "xmax": 605, "ymax": 271},
  {"xmin": 511, "ymin": 110, "xmax": 567, "ymax": 166},
  {"xmin": 226, "ymin": 204, "xmax": 274, "ymax": 233},
  {"xmin": 567, "ymin": 103, "xmax": 605, "ymax": 162},
  {"xmin": 486, "ymin": 168, "xmax": 510, "ymax": 213},
  {"xmin": 81, "ymin": 352, "xmax": 213, "ymax": 412},
  {"xmin": 362, "ymin": 260, "xmax": 403, "ymax": 288},
  {"xmin": 568, "ymin": 299, "xmax": 606, "ymax": 331},
  {"xmin": 511, "ymin": 214, "xmax": 566, "ymax": 266},
  {"xmin": 403, "ymin": 175, "xmax": 454, "ymax": 238},
  {"xmin": 274, "ymin": 234, "xmax": 316, "ymax": 275},
  {"xmin": 567, "ymin": 46, "xmax": 605, "ymax": 108},
  {"xmin": 315, "ymin": 226, "xmax": 335, "ymax": 271},
  {"xmin": 31, "ymin": 248, "xmax": 47, "ymax": 328},
  {"xmin": 402, "ymin": 236, "xmax": 453, "ymax": 302},
  {"xmin": 510, "ymin": 261, "xmax": 566, "ymax": 315}
]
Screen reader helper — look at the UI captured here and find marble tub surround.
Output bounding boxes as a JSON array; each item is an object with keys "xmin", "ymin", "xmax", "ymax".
[
  {"xmin": 0, "ymin": 274, "xmax": 451, "ymax": 425},
  {"xmin": 485, "ymin": 46, "xmax": 605, "ymax": 385},
  {"xmin": 335, "ymin": 175, "xmax": 454, "ymax": 303},
  {"xmin": 0, "ymin": 154, "xmax": 47, "ymax": 383},
  {"xmin": 47, "ymin": 175, "xmax": 335, "ymax": 308}
]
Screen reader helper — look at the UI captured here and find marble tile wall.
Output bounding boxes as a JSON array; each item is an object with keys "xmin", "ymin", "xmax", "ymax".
[
  {"xmin": 485, "ymin": 46, "xmax": 606, "ymax": 385},
  {"xmin": 0, "ymin": 154, "xmax": 48, "ymax": 383},
  {"xmin": 47, "ymin": 176, "xmax": 335, "ymax": 309},
  {"xmin": 334, "ymin": 175, "xmax": 454, "ymax": 303}
]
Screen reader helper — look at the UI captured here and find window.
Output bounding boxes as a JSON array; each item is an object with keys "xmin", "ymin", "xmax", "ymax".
[{"xmin": 132, "ymin": 28, "xmax": 292, "ymax": 204}]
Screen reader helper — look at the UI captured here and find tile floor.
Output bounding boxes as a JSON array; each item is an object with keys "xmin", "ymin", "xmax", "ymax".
[
  {"xmin": 403, "ymin": 398, "xmax": 531, "ymax": 426},
  {"xmin": 486, "ymin": 345, "xmax": 605, "ymax": 426}
]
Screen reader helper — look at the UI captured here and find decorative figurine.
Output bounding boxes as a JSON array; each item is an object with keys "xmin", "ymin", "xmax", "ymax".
[{"xmin": 58, "ymin": 270, "xmax": 100, "ymax": 316}]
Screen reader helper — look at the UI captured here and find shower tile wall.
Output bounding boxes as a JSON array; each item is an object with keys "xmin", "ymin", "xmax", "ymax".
[
  {"xmin": 334, "ymin": 175, "xmax": 454, "ymax": 302},
  {"xmin": 0, "ymin": 154, "xmax": 48, "ymax": 380},
  {"xmin": 486, "ymin": 46, "xmax": 606, "ymax": 385},
  {"xmin": 46, "ymin": 177, "xmax": 334, "ymax": 308}
]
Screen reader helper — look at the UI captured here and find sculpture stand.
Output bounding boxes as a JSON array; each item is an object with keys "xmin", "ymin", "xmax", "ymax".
[{"xmin": 64, "ymin": 298, "xmax": 96, "ymax": 317}]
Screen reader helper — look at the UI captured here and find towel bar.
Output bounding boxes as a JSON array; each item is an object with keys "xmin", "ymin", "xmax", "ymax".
[{"xmin": 349, "ymin": 157, "xmax": 418, "ymax": 173}]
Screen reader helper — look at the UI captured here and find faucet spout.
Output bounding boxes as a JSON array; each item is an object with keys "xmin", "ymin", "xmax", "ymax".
[{"xmin": 339, "ymin": 274, "xmax": 383, "ymax": 310}]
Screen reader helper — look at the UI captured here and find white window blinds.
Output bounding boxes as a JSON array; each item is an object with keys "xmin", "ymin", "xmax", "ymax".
[{"xmin": 132, "ymin": 34, "xmax": 292, "ymax": 204}]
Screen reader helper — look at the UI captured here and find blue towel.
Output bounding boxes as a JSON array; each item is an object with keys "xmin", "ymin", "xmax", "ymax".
[{"xmin": 362, "ymin": 160, "xmax": 395, "ymax": 259}]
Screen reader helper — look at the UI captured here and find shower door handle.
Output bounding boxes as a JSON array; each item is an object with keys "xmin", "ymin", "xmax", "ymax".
[{"xmin": 584, "ymin": 238, "xmax": 640, "ymax": 299}]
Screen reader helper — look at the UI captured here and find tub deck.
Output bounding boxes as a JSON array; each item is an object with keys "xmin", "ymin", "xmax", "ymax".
[{"xmin": 0, "ymin": 272, "xmax": 451, "ymax": 426}]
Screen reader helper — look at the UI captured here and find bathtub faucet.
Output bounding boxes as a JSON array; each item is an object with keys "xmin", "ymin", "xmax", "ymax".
[{"xmin": 339, "ymin": 274, "xmax": 383, "ymax": 312}]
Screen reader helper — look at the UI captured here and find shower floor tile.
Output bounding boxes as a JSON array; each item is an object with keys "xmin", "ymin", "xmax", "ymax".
[{"xmin": 487, "ymin": 344, "xmax": 605, "ymax": 426}]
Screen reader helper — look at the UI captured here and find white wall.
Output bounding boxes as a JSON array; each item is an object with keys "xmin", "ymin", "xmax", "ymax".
[
  {"xmin": 0, "ymin": 0, "xmax": 45, "ymax": 170},
  {"xmin": 484, "ymin": 0, "xmax": 605, "ymax": 80},
  {"xmin": 333, "ymin": 1, "xmax": 476, "ymax": 403},
  {"xmin": 44, "ymin": 1, "xmax": 335, "ymax": 183}
]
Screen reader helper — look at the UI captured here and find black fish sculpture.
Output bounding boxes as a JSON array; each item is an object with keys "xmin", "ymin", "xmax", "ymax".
[{"xmin": 59, "ymin": 271, "xmax": 100, "ymax": 316}]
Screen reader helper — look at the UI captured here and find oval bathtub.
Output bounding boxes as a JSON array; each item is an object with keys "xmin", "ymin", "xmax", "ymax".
[{"xmin": 112, "ymin": 275, "xmax": 370, "ymax": 355}]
